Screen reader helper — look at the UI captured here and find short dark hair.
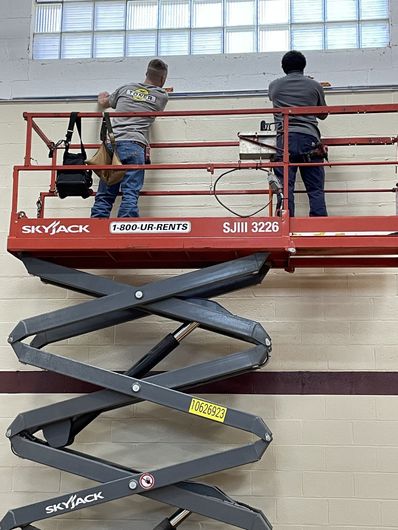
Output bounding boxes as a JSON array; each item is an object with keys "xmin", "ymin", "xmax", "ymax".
[
  {"xmin": 146, "ymin": 58, "xmax": 168, "ymax": 86},
  {"xmin": 281, "ymin": 51, "xmax": 306, "ymax": 74},
  {"xmin": 147, "ymin": 59, "xmax": 168, "ymax": 75}
]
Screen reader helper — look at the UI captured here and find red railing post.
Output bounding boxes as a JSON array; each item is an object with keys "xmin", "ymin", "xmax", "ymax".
[
  {"xmin": 282, "ymin": 112, "xmax": 290, "ymax": 216},
  {"xmin": 10, "ymin": 167, "xmax": 20, "ymax": 222},
  {"xmin": 23, "ymin": 113, "xmax": 33, "ymax": 167}
]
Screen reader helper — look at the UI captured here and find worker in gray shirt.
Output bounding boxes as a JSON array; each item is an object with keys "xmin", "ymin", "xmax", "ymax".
[
  {"xmin": 91, "ymin": 58, "xmax": 169, "ymax": 218},
  {"xmin": 268, "ymin": 50, "xmax": 328, "ymax": 217}
]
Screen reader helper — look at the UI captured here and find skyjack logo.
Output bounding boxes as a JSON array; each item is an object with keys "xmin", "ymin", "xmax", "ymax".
[
  {"xmin": 21, "ymin": 220, "xmax": 90, "ymax": 235},
  {"xmin": 45, "ymin": 491, "xmax": 104, "ymax": 514}
]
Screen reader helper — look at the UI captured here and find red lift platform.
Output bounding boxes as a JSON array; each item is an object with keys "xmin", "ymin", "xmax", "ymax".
[
  {"xmin": 2, "ymin": 104, "xmax": 398, "ymax": 530},
  {"xmin": 7, "ymin": 103, "xmax": 398, "ymax": 271}
]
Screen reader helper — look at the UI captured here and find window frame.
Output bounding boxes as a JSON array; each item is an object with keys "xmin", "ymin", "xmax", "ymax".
[{"xmin": 32, "ymin": 0, "xmax": 391, "ymax": 60}]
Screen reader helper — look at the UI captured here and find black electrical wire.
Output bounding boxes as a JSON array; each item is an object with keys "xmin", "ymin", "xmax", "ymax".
[{"xmin": 212, "ymin": 167, "xmax": 274, "ymax": 218}]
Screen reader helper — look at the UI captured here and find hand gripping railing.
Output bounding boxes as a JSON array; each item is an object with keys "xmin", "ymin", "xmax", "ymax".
[{"xmin": 1, "ymin": 252, "xmax": 273, "ymax": 530}]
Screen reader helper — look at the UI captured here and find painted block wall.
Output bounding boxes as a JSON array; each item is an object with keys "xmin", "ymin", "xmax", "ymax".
[{"xmin": 0, "ymin": 89, "xmax": 398, "ymax": 529}]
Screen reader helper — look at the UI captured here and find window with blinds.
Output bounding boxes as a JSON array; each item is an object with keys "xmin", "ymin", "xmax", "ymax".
[{"xmin": 33, "ymin": 0, "xmax": 390, "ymax": 59}]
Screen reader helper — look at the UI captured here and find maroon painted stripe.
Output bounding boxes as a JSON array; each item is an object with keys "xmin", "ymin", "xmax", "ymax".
[{"xmin": 1, "ymin": 371, "xmax": 398, "ymax": 395}]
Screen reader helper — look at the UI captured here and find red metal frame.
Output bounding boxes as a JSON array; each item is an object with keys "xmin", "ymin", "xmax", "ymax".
[{"xmin": 8, "ymin": 104, "xmax": 398, "ymax": 270}]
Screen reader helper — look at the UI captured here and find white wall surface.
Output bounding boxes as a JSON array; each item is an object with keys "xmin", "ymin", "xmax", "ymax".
[{"xmin": 1, "ymin": 0, "xmax": 398, "ymax": 99}]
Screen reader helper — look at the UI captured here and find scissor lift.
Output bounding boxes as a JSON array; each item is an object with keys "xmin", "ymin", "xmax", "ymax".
[
  {"xmin": 2, "ymin": 103, "xmax": 398, "ymax": 530},
  {"xmin": 2, "ymin": 252, "xmax": 273, "ymax": 530}
]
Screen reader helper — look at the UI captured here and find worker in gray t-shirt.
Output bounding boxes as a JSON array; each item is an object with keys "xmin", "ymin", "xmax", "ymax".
[
  {"xmin": 268, "ymin": 50, "xmax": 328, "ymax": 217},
  {"xmin": 91, "ymin": 59, "xmax": 169, "ymax": 219}
]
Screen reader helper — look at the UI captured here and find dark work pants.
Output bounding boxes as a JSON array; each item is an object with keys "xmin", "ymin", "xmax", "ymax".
[{"xmin": 273, "ymin": 132, "xmax": 328, "ymax": 217}]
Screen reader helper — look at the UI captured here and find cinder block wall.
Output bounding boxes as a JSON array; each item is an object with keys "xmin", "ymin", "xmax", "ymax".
[{"xmin": 1, "ymin": 90, "xmax": 398, "ymax": 529}]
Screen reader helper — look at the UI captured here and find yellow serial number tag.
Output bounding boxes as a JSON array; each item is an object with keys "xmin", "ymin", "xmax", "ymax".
[{"xmin": 188, "ymin": 398, "xmax": 227, "ymax": 423}]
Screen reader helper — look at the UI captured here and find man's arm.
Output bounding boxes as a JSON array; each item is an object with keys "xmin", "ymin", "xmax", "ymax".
[
  {"xmin": 98, "ymin": 91, "xmax": 110, "ymax": 109},
  {"xmin": 268, "ymin": 80, "xmax": 275, "ymax": 103},
  {"xmin": 317, "ymin": 109, "xmax": 328, "ymax": 120},
  {"xmin": 316, "ymin": 85, "xmax": 328, "ymax": 120}
]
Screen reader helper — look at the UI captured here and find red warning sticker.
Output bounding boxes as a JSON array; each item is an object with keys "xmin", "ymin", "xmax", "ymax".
[{"xmin": 139, "ymin": 473, "xmax": 155, "ymax": 490}]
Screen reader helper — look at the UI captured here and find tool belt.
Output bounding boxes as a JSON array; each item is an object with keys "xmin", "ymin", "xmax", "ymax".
[
  {"xmin": 305, "ymin": 142, "xmax": 329, "ymax": 162},
  {"xmin": 270, "ymin": 135, "xmax": 329, "ymax": 162}
]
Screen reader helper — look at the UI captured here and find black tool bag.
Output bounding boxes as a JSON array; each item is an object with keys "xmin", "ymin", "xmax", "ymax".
[{"xmin": 56, "ymin": 112, "xmax": 93, "ymax": 199}]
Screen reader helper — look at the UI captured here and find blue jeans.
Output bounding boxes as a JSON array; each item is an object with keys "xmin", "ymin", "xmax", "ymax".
[
  {"xmin": 274, "ymin": 133, "xmax": 328, "ymax": 217},
  {"xmin": 91, "ymin": 141, "xmax": 145, "ymax": 218}
]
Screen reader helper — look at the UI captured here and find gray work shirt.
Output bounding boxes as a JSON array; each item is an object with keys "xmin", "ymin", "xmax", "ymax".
[
  {"xmin": 268, "ymin": 71, "xmax": 327, "ymax": 141},
  {"xmin": 109, "ymin": 82, "xmax": 169, "ymax": 145}
]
